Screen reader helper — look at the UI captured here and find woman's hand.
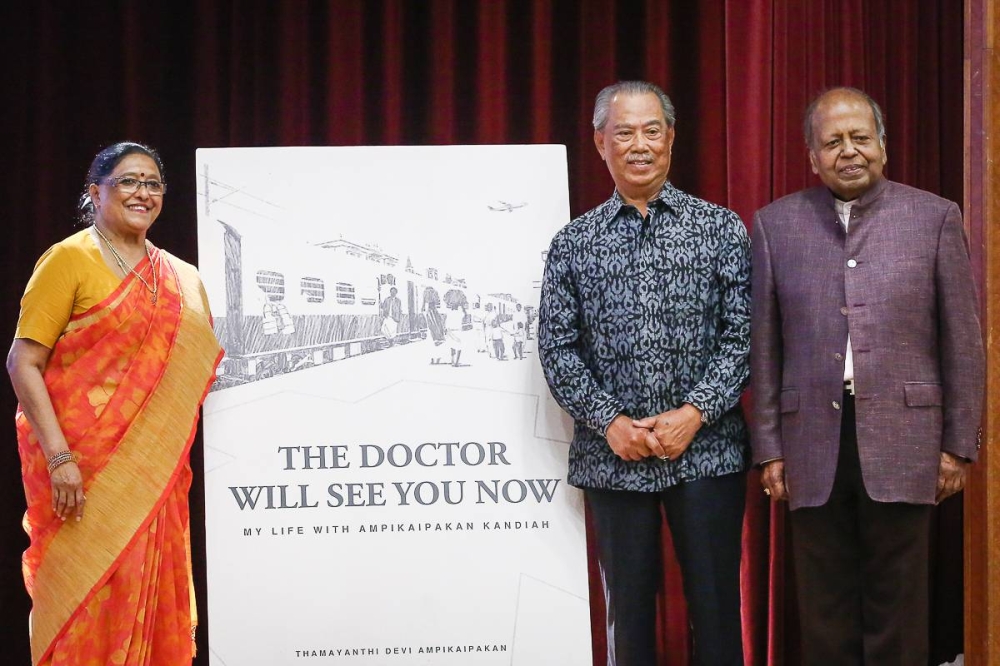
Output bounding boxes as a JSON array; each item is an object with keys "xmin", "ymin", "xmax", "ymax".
[
  {"xmin": 50, "ymin": 460, "xmax": 85, "ymax": 521},
  {"xmin": 8, "ymin": 339, "xmax": 87, "ymax": 521}
]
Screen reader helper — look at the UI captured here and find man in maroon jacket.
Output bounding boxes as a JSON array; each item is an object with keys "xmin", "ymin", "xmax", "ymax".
[{"xmin": 750, "ymin": 87, "xmax": 985, "ymax": 664}]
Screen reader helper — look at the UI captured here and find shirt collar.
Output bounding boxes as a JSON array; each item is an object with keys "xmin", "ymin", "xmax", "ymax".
[
  {"xmin": 606, "ymin": 181, "xmax": 683, "ymax": 221},
  {"xmin": 834, "ymin": 197, "xmax": 854, "ymax": 215},
  {"xmin": 822, "ymin": 176, "xmax": 890, "ymax": 211}
]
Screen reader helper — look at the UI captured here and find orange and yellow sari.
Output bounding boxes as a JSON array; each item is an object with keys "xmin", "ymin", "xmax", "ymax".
[{"xmin": 16, "ymin": 248, "xmax": 221, "ymax": 666}]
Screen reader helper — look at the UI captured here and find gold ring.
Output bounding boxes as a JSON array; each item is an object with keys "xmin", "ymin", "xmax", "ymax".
[
  {"xmin": 659, "ymin": 455, "xmax": 670, "ymax": 461},
  {"xmin": 764, "ymin": 488, "xmax": 771, "ymax": 496}
]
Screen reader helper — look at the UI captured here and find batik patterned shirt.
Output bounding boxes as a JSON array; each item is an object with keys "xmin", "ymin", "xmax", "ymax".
[{"xmin": 538, "ymin": 182, "xmax": 751, "ymax": 491}]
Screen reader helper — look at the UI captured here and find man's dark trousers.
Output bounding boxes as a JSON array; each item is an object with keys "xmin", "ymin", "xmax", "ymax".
[
  {"xmin": 790, "ymin": 394, "xmax": 933, "ymax": 666},
  {"xmin": 586, "ymin": 472, "xmax": 746, "ymax": 666}
]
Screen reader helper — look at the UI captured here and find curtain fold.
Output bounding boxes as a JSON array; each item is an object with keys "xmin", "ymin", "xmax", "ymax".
[{"xmin": 0, "ymin": 2, "xmax": 965, "ymax": 664}]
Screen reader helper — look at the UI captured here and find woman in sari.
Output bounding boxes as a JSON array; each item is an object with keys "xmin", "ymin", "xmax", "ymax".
[{"xmin": 7, "ymin": 142, "xmax": 222, "ymax": 666}]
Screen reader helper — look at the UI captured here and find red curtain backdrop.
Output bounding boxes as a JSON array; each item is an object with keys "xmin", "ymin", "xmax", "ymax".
[{"xmin": 0, "ymin": 2, "xmax": 965, "ymax": 665}]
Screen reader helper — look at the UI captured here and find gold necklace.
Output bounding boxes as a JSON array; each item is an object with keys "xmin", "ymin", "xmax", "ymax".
[{"xmin": 93, "ymin": 224, "xmax": 158, "ymax": 303}]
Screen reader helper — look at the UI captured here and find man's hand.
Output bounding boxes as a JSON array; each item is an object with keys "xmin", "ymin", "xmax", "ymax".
[
  {"xmin": 936, "ymin": 451, "xmax": 969, "ymax": 503},
  {"xmin": 606, "ymin": 414, "xmax": 666, "ymax": 461},
  {"xmin": 760, "ymin": 459, "xmax": 788, "ymax": 501},
  {"xmin": 632, "ymin": 403, "xmax": 702, "ymax": 461}
]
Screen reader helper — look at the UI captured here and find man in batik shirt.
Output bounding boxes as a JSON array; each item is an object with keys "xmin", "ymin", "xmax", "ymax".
[{"xmin": 538, "ymin": 81, "xmax": 750, "ymax": 666}]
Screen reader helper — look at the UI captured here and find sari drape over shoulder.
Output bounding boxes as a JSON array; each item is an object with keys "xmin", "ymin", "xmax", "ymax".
[{"xmin": 16, "ymin": 247, "xmax": 222, "ymax": 666}]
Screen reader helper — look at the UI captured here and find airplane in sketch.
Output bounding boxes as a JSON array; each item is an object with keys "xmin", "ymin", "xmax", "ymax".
[{"xmin": 487, "ymin": 200, "xmax": 528, "ymax": 213}]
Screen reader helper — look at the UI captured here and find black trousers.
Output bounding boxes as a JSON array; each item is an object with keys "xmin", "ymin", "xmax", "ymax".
[
  {"xmin": 790, "ymin": 393, "xmax": 933, "ymax": 666},
  {"xmin": 586, "ymin": 472, "xmax": 747, "ymax": 666}
]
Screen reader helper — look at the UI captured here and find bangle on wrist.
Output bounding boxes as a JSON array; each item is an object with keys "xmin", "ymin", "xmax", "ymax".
[{"xmin": 46, "ymin": 450, "xmax": 76, "ymax": 474}]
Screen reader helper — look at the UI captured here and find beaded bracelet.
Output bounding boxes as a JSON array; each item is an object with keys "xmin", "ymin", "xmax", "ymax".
[{"xmin": 46, "ymin": 450, "xmax": 76, "ymax": 474}]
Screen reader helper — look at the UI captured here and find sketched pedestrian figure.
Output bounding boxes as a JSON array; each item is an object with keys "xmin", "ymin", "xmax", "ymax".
[
  {"xmin": 444, "ymin": 303, "xmax": 467, "ymax": 366},
  {"xmin": 491, "ymin": 316, "xmax": 506, "ymax": 360},
  {"xmin": 482, "ymin": 303, "xmax": 497, "ymax": 357},
  {"xmin": 379, "ymin": 286, "xmax": 402, "ymax": 344},
  {"xmin": 511, "ymin": 303, "xmax": 527, "ymax": 341},
  {"xmin": 471, "ymin": 302, "xmax": 487, "ymax": 353},
  {"xmin": 512, "ymin": 321, "xmax": 526, "ymax": 360},
  {"xmin": 422, "ymin": 285, "xmax": 446, "ymax": 364},
  {"xmin": 262, "ymin": 295, "xmax": 294, "ymax": 335}
]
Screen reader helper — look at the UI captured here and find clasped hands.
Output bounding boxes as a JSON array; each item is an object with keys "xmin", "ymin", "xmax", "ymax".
[{"xmin": 606, "ymin": 404, "xmax": 702, "ymax": 462}]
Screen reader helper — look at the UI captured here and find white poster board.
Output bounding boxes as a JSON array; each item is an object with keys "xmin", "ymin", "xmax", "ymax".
[{"xmin": 196, "ymin": 146, "xmax": 591, "ymax": 665}]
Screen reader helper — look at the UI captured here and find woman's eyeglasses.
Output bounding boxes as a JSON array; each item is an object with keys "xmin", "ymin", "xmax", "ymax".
[{"xmin": 106, "ymin": 176, "xmax": 167, "ymax": 196}]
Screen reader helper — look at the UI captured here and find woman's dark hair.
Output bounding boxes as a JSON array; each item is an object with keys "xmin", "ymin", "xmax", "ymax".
[{"xmin": 77, "ymin": 141, "xmax": 166, "ymax": 225}]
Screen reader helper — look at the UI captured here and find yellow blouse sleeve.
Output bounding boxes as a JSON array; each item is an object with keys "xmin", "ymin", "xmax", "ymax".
[
  {"xmin": 15, "ymin": 230, "xmax": 120, "ymax": 348},
  {"xmin": 14, "ymin": 243, "xmax": 78, "ymax": 348}
]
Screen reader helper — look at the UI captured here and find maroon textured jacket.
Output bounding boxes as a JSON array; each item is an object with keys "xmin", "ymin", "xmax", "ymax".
[{"xmin": 750, "ymin": 179, "xmax": 985, "ymax": 509}]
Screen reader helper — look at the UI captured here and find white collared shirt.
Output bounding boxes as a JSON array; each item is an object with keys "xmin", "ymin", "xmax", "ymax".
[{"xmin": 835, "ymin": 198, "xmax": 855, "ymax": 382}]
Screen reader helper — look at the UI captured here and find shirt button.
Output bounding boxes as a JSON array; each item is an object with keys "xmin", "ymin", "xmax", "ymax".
[
  {"xmin": 835, "ymin": 352, "xmax": 844, "ymax": 361},
  {"xmin": 840, "ymin": 306, "xmax": 849, "ymax": 316},
  {"xmin": 832, "ymin": 401, "xmax": 841, "ymax": 410},
  {"xmin": 847, "ymin": 259, "xmax": 858, "ymax": 268}
]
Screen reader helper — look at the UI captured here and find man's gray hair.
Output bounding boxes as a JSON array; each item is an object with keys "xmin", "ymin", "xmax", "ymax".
[
  {"xmin": 592, "ymin": 81, "xmax": 676, "ymax": 131},
  {"xmin": 804, "ymin": 87, "xmax": 886, "ymax": 148}
]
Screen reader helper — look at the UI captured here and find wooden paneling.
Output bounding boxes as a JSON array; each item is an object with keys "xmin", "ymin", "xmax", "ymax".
[{"xmin": 965, "ymin": 0, "xmax": 999, "ymax": 661}]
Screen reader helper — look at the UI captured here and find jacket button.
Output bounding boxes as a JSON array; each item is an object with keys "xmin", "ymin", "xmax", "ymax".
[
  {"xmin": 835, "ymin": 352, "xmax": 844, "ymax": 361},
  {"xmin": 832, "ymin": 400, "xmax": 841, "ymax": 410},
  {"xmin": 847, "ymin": 259, "xmax": 858, "ymax": 268},
  {"xmin": 840, "ymin": 306, "xmax": 849, "ymax": 316}
]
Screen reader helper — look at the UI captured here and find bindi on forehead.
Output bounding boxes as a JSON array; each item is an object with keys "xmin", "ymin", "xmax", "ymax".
[{"xmin": 114, "ymin": 169, "xmax": 157, "ymax": 179}]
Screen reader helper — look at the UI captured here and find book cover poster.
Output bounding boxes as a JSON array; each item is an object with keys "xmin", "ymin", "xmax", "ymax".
[{"xmin": 196, "ymin": 145, "xmax": 590, "ymax": 665}]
